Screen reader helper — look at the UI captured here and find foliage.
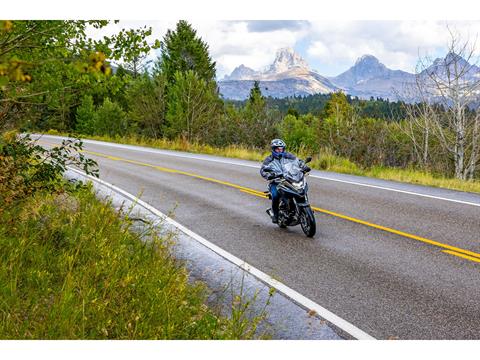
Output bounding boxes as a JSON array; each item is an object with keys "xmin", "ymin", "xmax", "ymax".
[
  {"xmin": 95, "ymin": 98, "xmax": 128, "ymax": 137},
  {"xmin": 0, "ymin": 132, "xmax": 98, "ymax": 209},
  {"xmin": 248, "ymin": 81, "xmax": 263, "ymax": 103},
  {"xmin": 158, "ymin": 20, "xmax": 216, "ymax": 86},
  {"xmin": 0, "ymin": 20, "xmax": 157, "ymax": 132},
  {"xmin": 239, "ymin": 82, "xmax": 280, "ymax": 148},
  {"xmin": 125, "ymin": 73, "xmax": 166, "ymax": 138},
  {"xmin": 277, "ymin": 114, "xmax": 319, "ymax": 153},
  {"xmin": 48, "ymin": 130, "xmax": 480, "ymax": 194},
  {"xmin": 75, "ymin": 95, "xmax": 97, "ymax": 136},
  {"xmin": 109, "ymin": 26, "xmax": 161, "ymax": 79},
  {"xmin": 3, "ymin": 20, "xmax": 478, "ymax": 184},
  {"xmin": 165, "ymin": 70, "xmax": 222, "ymax": 142},
  {"xmin": 322, "ymin": 91, "xmax": 353, "ymax": 120}
]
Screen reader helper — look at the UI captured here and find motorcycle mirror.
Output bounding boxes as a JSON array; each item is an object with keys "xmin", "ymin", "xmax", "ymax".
[{"xmin": 305, "ymin": 156, "xmax": 312, "ymax": 163}]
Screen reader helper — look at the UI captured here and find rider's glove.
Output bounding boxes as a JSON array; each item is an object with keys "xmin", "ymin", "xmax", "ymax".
[
  {"xmin": 303, "ymin": 166, "xmax": 311, "ymax": 173},
  {"xmin": 267, "ymin": 173, "xmax": 276, "ymax": 180}
]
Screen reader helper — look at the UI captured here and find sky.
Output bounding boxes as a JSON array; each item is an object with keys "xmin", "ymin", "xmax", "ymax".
[
  {"xmin": 5, "ymin": 0, "xmax": 480, "ymax": 81},
  {"xmin": 88, "ymin": 20, "xmax": 480, "ymax": 79}
]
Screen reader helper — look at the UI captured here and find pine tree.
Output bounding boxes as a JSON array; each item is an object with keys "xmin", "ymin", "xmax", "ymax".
[
  {"xmin": 242, "ymin": 81, "xmax": 278, "ymax": 147},
  {"xmin": 75, "ymin": 95, "xmax": 97, "ymax": 135},
  {"xmin": 95, "ymin": 98, "xmax": 128, "ymax": 137},
  {"xmin": 165, "ymin": 70, "xmax": 222, "ymax": 142},
  {"xmin": 248, "ymin": 80, "xmax": 264, "ymax": 104},
  {"xmin": 126, "ymin": 73, "xmax": 167, "ymax": 138},
  {"xmin": 158, "ymin": 20, "xmax": 216, "ymax": 85}
]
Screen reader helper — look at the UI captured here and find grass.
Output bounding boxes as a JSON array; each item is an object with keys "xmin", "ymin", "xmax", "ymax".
[
  {"xmin": 44, "ymin": 129, "xmax": 480, "ymax": 194},
  {"xmin": 0, "ymin": 185, "xmax": 270, "ymax": 339}
]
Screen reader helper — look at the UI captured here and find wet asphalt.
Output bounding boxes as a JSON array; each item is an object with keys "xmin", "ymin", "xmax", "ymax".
[{"xmin": 39, "ymin": 135, "xmax": 480, "ymax": 339}]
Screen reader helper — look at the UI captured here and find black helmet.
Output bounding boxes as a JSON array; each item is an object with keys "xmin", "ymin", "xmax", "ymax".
[{"xmin": 271, "ymin": 139, "xmax": 286, "ymax": 158}]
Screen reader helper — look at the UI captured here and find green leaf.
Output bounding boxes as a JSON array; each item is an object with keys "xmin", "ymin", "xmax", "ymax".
[{"xmin": 0, "ymin": 76, "xmax": 9, "ymax": 87}]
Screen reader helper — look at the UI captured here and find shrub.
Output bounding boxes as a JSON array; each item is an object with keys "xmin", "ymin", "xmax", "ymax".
[{"xmin": 0, "ymin": 132, "xmax": 98, "ymax": 209}]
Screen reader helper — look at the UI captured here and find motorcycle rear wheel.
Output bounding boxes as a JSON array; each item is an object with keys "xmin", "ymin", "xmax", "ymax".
[{"xmin": 300, "ymin": 207, "xmax": 316, "ymax": 237}]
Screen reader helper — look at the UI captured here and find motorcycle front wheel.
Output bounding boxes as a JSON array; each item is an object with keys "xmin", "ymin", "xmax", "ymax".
[{"xmin": 300, "ymin": 206, "xmax": 316, "ymax": 237}]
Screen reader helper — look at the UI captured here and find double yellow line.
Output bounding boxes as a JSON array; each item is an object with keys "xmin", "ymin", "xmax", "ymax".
[{"xmin": 42, "ymin": 141, "xmax": 480, "ymax": 264}]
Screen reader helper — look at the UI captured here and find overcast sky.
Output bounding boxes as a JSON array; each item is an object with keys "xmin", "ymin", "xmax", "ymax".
[{"xmin": 89, "ymin": 20, "xmax": 480, "ymax": 79}]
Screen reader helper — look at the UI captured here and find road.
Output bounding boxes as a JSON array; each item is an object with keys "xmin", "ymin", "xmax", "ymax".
[{"xmin": 37, "ymin": 135, "xmax": 480, "ymax": 339}]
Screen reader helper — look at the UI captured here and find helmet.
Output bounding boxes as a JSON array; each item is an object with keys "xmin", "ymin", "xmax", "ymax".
[{"xmin": 270, "ymin": 139, "xmax": 286, "ymax": 159}]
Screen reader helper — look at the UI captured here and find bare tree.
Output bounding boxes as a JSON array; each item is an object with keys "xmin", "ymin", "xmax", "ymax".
[{"xmin": 402, "ymin": 27, "xmax": 480, "ymax": 180}]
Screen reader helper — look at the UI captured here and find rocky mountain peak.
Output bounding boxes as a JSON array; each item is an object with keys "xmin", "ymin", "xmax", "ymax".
[
  {"xmin": 222, "ymin": 64, "xmax": 257, "ymax": 81},
  {"xmin": 355, "ymin": 54, "xmax": 380, "ymax": 65},
  {"xmin": 353, "ymin": 54, "xmax": 386, "ymax": 73},
  {"xmin": 425, "ymin": 52, "xmax": 480, "ymax": 79},
  {"xmin": 268, "ymin": 47, "xmax": 309, "ymax": 73},
  {"xmin": 329, "ymin": 54, "xmax": 414, "ymax": 99}
]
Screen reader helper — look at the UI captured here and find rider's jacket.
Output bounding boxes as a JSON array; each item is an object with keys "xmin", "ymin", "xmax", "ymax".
[{"xmin": 260, "ymin": 152, "xmax": 297, "ymax": 180}]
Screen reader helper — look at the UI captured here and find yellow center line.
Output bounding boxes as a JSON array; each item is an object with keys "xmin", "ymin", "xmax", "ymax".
[
  {"xmin": 39, "ymin": 140, "xmax": 480, "ymax": 263},
  {"xmin": 240, "ymin": 189, "xmax": 269, "ymax": 198},
  {"xmin": 310, "ymin": 206, "xmax": 480, "ymax": 260}
]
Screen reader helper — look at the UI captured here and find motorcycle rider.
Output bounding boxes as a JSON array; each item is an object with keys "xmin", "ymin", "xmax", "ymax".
[{"xmin": 260, "ymin": 139, "xmax": 311, "ymax": 223}]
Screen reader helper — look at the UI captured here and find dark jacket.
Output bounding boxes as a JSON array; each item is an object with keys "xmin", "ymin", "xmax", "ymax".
[{"xmin": 260, "ymin": 152, "xmax": 297, "ymax": 180}]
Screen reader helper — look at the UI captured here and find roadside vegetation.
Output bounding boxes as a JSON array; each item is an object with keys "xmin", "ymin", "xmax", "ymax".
[
  {"xmin": 0, "ymin": 21, "xmax": 271, "ymax": 339},
  {"xmin": 0, "ymin": 132, "xmax": 269, "ymax": 339},
  {"xmin": 3, "ymin": 20, "xmax": 477, "ymax": 194},
  {"xmin": 45, "ymin": 129, "xmax": 480, "ymax": 194}
]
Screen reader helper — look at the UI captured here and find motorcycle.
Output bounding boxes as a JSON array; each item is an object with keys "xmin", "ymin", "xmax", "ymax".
[{"xmin": 264, "ymin": 156, "xmax": 316, "ymax": 237}]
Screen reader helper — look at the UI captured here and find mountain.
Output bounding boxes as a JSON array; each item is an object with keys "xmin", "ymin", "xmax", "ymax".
[
  {"xmin": 219, "ymin": 50, "xmax": 480, "ymax": 101},
  {"xmin": 412, "ymin": 52, "xmax": 480, "ymax": 102},
  {"xmin": 329, "ymin": 55, "xmax": 415, "ymax": 99},
  {"xmin": 218, "ymin": 47, "xmax": 338, "ymax": 100},
  {"xmin": 222, "ymin": 64, "xmax": 259, "ymax": 81},
  {"xmin": 420, "ymin": 52, "xmax": 480, "ymax": 81},
  {"xmin": 266, "ymin": 47, "xmax": 310, "ymax": 74}
]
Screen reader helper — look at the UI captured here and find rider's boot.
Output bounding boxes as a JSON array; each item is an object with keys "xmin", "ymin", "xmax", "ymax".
[{"xmin": 266, "ymin": 208, "xmax": 278, "ymax": 223}]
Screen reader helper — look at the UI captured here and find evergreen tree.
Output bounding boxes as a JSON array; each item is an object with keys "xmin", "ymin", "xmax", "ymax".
[
  {"xmin": 165, "ymin": 70, "xmax": 222, "ymax": 143},
  {"xmin": 248, "ymin": 81, "xmax": 264, "ymax": 104},
  {"xmin": 242, "ymin": 81, "xmax": 279, "ymax": 147},
  {"xmin": 95, "ymin": 98, "xmax": 128, "ymax": 137},
  {"xmin": 75, "ymin": 95, "xmax": 97, "ymax": 135},
  {"xmin": 158, "ymin": 20, "xmax": 216, "ymax": 85},
  {"xmin": 126, "ymin": 73, "xmax": 167, "ymax": 138}
]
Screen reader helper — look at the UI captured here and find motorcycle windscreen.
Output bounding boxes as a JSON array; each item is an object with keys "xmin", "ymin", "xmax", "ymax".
[{"xmin": 268, "ymin": 158, "xmax": 304, "ymax": 183}]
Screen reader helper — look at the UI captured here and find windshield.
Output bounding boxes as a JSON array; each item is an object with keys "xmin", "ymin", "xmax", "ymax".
[{"xmin": 267, "ymin": 157, "xmax": 304, "ymax": 183}]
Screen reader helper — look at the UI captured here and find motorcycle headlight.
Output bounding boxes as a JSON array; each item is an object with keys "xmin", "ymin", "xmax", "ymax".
[{"xmin": 292, "ymin": 179, "xmax": 305, "ymax": 189}]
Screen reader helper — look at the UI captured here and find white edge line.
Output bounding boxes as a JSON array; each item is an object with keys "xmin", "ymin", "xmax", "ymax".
[
  {"xmin": 67, "ymin": 167, "xmax": 376, "ymax": 340},
  {"xmin": 309, "ymin": 175, "xmax": 480, "ymax": 208},
  {"xmin": 41, "ymin": 134, "xmax": 480, "ymax": 208}
]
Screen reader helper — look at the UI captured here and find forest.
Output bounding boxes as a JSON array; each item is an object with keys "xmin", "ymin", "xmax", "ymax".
[{"xmin": 1, "ymin": 20, "xmax": 479, "ymax": 181}]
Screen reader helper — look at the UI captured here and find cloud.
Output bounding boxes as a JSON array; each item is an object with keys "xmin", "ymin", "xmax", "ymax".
[
  {"xmin": 306, "ymin": 20, "xmax": 480, "ymax": 75},
  {"xmin": 86, "ymin": 20, "xmax": 480, "ymax": 79},
  {"xmin": 190, "ymin": 21, "xmax": 309, "ymax": 78},
  {"xmin": 245, "ymin": 20, "xmax": 309, "ymax": 33}
]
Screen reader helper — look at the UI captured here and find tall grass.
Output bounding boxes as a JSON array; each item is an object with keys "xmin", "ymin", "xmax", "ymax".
[
  {"xmin": 44, "ymin": 130, "xmax": 480, "ymax": 194},
  {"xmin": 0, "ymin": 186, "xmax": 269, "ymax": 339}
]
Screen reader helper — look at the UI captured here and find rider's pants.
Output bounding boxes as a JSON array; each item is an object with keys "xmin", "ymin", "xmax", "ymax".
[{"xmin": 269, "ymin": 183, "xmax": 280, "ymax": 218}]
